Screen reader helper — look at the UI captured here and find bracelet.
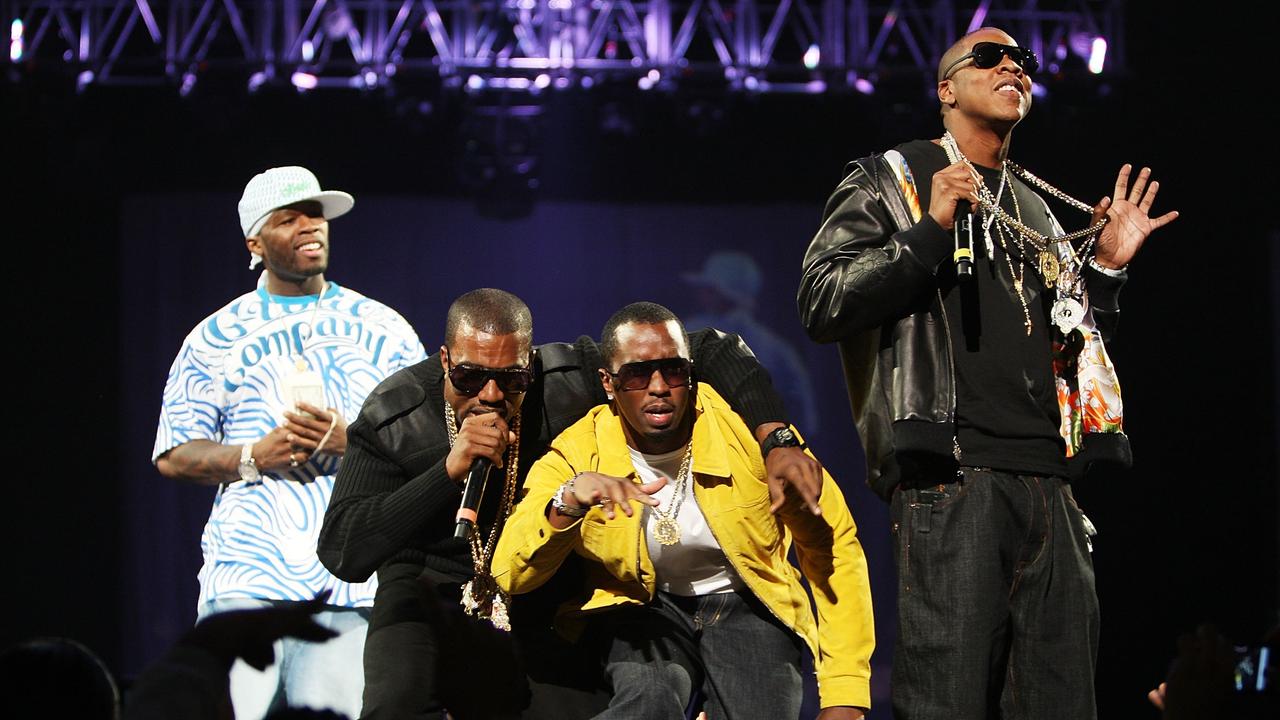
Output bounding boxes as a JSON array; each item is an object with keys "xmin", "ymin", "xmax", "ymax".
[
  {"xmin": 550, "ymin": 475, "xmax": 589, "ymax": 518},
  {"xmin": 1087, "ymin": 257, "xmax": 1127, "ymax": 276}
]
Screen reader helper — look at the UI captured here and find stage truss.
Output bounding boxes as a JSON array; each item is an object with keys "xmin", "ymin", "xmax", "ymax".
[{"xmin": 4, "ymin": 1, "xmax": 1124, "ymax": 94}]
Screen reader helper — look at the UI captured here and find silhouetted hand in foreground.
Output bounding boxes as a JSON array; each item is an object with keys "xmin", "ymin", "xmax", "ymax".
[{"xmin": 182, "ymin": 591, "xmax": 338, "ymax": 671}]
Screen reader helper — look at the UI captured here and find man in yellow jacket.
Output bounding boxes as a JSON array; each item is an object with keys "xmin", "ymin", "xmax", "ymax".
[{"xmin": 493, "ymin": 301, "xmax": 874, "ymax": 719}]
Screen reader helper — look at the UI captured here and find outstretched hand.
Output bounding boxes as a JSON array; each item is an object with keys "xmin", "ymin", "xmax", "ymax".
[
  {"xmin": 182, "ymin": 591, "xmax": 337, "ymax": 671},
  {"xmin": 1093, "ymin": 164, "xmax": 1179, "ymax": 270},
  {"xmin": 765, "ymin": 445, "xmax": 823, "ymax": 516}
]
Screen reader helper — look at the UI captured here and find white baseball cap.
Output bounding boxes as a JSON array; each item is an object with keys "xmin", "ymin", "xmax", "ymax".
[{"xmin": 237, "ymin": 166, "xmax": 355, "ymax": 238}]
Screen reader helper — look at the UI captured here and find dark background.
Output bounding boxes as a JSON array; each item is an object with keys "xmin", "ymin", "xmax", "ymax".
[{"xmin": 4, "ymin": 4, "xmax": 1277, "ymax": 718}]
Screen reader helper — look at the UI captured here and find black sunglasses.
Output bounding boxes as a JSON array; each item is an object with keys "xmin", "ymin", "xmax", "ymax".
[
  {"xmin": 941, "ymin": 41, "xmax": 1039, "ymax": 80},
  {"xmin": 445, "ymin": 358, "xmax": 534, "ymax": 396},
  {"xmin": 607, "ymin": 357, "xmax": 693, "ymax": 392}
]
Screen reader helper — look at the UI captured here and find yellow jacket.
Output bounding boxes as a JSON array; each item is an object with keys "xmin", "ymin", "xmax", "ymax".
[{"xmin": 492, "ymin": 383, "xmax": 874, "ymax": 710}]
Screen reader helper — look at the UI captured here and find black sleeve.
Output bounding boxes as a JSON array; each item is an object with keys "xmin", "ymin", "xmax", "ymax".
[
  {"xmin": 798, "ymin": 160, "xmax": 951, "ymax": 344},
  {"xmin": 317, "ymin": 415, "xmax": 457, "ymax": 582},
  {"xmin": 686, "ymin": 328, "xmax": 789, "ymax": 431},
  {"xmin": 1082, "ymin": 263, "xmax": 1126, "ymax": 343}
]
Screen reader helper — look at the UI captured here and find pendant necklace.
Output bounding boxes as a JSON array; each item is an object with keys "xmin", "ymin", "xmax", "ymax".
[
  {"xmin": 445, "ymin": 401, "xmax": 520, "ymax": 631},
  {"xmin": 648, "ymin": 444, "xmax": 693, "ymax": 546}
]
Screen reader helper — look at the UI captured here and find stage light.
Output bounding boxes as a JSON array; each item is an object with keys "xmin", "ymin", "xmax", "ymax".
[
  {"xmin": 854, "ymin": 77, "xmax": 874, "ymax": 95},
  {"xmin": 179, "ymin": 72, "xmax": 197, "ymax": 97},
  {"xmin": 247, "ymin": 70, "xmax": 269, "ymax": 92},
  {"xmin": 1088, "ymin": 37, "xmax": 1107, "ymax": 74},
  {"xmin": 534, "ymin": 73, "xmax": 551, "ymax": 89},
  {"xmin": 291, "ymin": 71, "xmax": 318, "ymax": 90},
  {"xmin": 804, "ymin": 80, "xmax": 826, "ymax": 94},
  {"xmin": 803, "ymin": 43, "xmax": 820, "ymax": 70},
  {"xmin": 364, "ymin": 70, "xmax": 379, "ymax": 87},
  {"xmin": 9, "ymin": 18, "xmax": 22, "ymax": 62},
  {"xmin": 76, "ymin": 69, "xmax": 94, "ymax": 92},
  {"xmin": 1031, "ymin": 83, "xmax": 1048, "ymax": 99},
  {"xmin": 466, "ymin": 74, "xmax": 484, "ymax": 91},
  {"xmin": 302, "ymin": 40, "xmax": 315, "ymax": 62}
]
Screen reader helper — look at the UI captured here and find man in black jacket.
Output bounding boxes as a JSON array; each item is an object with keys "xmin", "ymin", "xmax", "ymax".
[
  {"xmin": 797, "ymin": 27, "xmax": 1177, "ymax": 720},
  {"xmin": 319, "ymin": 288, "xmax": 820, "ymax": 719}
]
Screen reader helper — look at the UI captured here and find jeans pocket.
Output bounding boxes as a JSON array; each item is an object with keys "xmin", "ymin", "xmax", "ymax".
[{"xmin": 1060, "ymin": 484, "xmax": 1097, "ymax": 552}]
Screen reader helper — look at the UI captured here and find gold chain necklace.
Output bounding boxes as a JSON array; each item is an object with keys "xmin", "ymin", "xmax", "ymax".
[
  {"xmin": 444, "ymin": 401, "xmax": 520, "ymax": 631},
  {"xmin": 940, "ymin": 132, "xmax": 1106, "ymax": 336},
  {"xmin": 647, "ymin": 443, "xmax": 694, "ymax": 546},
  {"xmin": 940, "ymin": 132, "xmax": 1108, "ymax": 250}
]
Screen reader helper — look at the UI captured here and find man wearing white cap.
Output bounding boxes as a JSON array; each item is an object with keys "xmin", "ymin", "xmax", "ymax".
[{"xmin": 153, "ymin": 166, "xmax": 426, "ymax": 718}]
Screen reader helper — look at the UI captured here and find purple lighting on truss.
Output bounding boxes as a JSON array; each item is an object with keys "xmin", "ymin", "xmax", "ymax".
[
  {"xmin": 291, "ymin": 71, "xmax": 318, "ymax": 90},
  {"xmin": 965, "ymin": 0, "xmax": 991, "ymax": 33},
  {"xmin": 247, "ymin": 71, "xmax": 268, "ymax": 92},
  {"xmin": 10, "ymin": 18, "xmax": 22, "ymax": 62},
  {"xmin": 1088, "ymin": 37, "xmax": 1107, "ymax": 74},
  {"xmin": 803, "ymin": 43, "xmax": 820, "ymax": 70}
]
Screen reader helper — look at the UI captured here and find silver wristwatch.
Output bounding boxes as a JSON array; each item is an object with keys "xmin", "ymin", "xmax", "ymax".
[{"xmin": 238, "ymin": 443, "xmax": 261, "ymax": 482}]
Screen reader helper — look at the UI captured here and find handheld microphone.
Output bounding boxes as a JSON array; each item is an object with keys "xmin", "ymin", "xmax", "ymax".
[
  {"xmin": 953, "ymin": 199, "xmax": 974, "ymax": 281},
  {"xmin": 454, "ymin": 458, "xmax": 493, "ymax": 540}
]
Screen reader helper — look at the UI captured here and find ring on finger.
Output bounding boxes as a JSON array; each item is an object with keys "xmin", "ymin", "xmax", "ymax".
[{"xmin": 290, "ymin": 453, "xmax": 300, "ymax": 468}]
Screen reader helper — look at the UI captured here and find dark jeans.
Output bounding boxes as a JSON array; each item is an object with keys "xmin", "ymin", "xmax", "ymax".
[
  {"xmin": 361, "ymin": 563, "xmax": 606, "ymax": 720},
  {"xmin": 594, "ymin": 590, "xmax": 803, "ymax": 720},
  {"xmin": 890, "ymin": 469, "xmax": 1100, "ymax": 720}
]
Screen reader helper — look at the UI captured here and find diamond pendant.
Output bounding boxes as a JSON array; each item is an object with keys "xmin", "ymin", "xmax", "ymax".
[
  {"xmin": 1039, "ymin": 251, "xmax": 1060, "ymax": 288},
  {"xmin": 653, "ymin": 516, "xmax": 681, "ymax": 545},
  {"xmin": 1051, "ymin": 297, "xmax": 1086, "ymax": 334},
  {"xmin": 488, "ymin": 590, "xmax": 511, "ymax": 631},
  {"xmin": 461, "ymin": 574, "xmax": 513, "ymax": 630}
]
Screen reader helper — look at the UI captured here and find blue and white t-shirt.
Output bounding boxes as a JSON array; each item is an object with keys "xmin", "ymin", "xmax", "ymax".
[{"xmin": 154, "ymin": 280, "xmax": 426, "ymax": 609}]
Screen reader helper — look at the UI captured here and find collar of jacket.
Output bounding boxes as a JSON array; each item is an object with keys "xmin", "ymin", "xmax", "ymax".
[{"xmin": 590, "ymin": 384, "xmax": 735, "ymax": 482}]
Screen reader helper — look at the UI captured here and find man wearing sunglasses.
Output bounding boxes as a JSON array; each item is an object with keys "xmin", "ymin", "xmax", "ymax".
[
  {"xmin": 493, "ymin": 302, "xmax": 873, "ymax": 720},
  {"xmin": 318, "ymin": 289, "xmax": 819, "ymax": 718},
  {"xmin": 798, "ymin": 26, "xmax": 1178, "ymax": 720}
]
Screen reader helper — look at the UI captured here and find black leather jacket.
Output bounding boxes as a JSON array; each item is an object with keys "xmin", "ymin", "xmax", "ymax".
[{"xmin": 798, "ymin": 152, "xmax": 1131, "ymax": 499}]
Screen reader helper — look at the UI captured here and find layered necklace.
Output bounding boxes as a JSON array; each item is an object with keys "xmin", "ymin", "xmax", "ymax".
[
  {"xmin": 647, "ymin": 443, "xmax": 694, "ymax": 546},
  {"xmin": 444, "ymin": 402, "xmax": 521, "ymax": 631},
  {"xmin": 940, "ymin": 132, "xmax": 1108, "ymax": 335}
]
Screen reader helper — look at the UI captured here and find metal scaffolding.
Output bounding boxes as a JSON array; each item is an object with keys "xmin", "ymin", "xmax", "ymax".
[{"xmin": 4, "ymin": 1, "xmax": 1124, "ymax": 94}]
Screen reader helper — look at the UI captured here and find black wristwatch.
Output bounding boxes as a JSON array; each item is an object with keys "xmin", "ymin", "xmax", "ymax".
[{"xmin": 761, "ymin": 426, "xmax": 804, "ymax": 457}]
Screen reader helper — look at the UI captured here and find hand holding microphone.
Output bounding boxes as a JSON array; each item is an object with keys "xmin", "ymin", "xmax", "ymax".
[
  {"xmin": 455, "ymin": 458, "xmax": 493, "ymax": 539},
  {"xmin": 446, "ymin": 411, "xmax": 515, "ymax": 540},
  {"xmin": 928, "ymin": 162, "xmax": 981, "ymax": 281}
]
